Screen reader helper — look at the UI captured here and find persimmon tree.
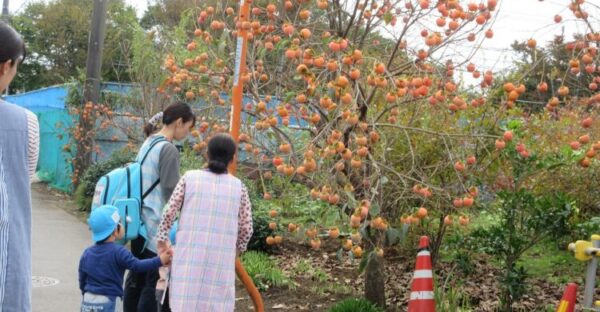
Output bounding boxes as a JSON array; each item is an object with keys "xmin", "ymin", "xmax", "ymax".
[{"xmin": 157, "ymin": 0, "xmax": 600, "ymax": 308}]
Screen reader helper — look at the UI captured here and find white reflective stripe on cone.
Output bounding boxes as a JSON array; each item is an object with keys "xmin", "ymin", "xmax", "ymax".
[
  {"xmin": 417, "ymin": 250, "xmax": 431, "ymax": 256},
  {"xmin": 410, "ymin": 291, "xmax": 435, "ymax": 300},
  {"xmin": 412, "ymin": 270, "xmax": 433, "ymax": 278}
]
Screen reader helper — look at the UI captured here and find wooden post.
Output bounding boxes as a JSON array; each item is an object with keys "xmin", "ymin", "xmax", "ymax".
[{"xmin": 230, "ymin": 0, "xmax": 264, "ymax": 311}]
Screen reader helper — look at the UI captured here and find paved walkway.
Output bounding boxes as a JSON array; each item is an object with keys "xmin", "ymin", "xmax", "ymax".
[{"xmin": 31, "ymin": 183, "xmax": 90, "ymax": 312}]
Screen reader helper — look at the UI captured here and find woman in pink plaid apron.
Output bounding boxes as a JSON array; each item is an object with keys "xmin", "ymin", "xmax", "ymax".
[{"xmin": 156, "ymin": 133, "xmax": 253, "ymax": 311}]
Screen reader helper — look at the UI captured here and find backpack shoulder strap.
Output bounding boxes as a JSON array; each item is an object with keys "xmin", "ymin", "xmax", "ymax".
[
  {"xmin": 139, "ymin": 137, "xmax": 170, "ymax": 200},
  {"xmin": 139, "ymin": 137, "xmax": 168, "ymax": 166}
]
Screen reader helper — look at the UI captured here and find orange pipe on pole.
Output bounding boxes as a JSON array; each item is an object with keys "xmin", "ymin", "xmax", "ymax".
[{"xmin": 229, "ymin": 0, "xmax": 264, "ymax": 311}]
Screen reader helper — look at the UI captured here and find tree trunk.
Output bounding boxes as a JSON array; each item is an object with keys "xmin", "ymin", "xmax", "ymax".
[{"xmin": 364, "ymin": 253, "xmax": 386, "ymax": 309}]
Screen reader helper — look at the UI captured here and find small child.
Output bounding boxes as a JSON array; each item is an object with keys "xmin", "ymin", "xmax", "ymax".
[{"xmin": 79, "ymin": 205, "xmax": 172, "ymax": 312}]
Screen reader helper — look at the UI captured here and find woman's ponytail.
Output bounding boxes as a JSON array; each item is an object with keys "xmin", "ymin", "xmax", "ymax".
[{"xmin": 144, "ymin": 111, "xmax": 164, "ymax": 137}]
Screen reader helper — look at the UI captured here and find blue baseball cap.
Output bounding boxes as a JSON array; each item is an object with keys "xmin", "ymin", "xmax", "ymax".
[{"xmin": 88, "ymin": 205, "xmax": 120, "ymax": 242}]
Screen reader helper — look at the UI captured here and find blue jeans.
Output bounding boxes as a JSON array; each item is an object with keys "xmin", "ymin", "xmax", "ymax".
[{"xmin": 81, "ymin": 293, "xmax": 117, "ymax": 312}]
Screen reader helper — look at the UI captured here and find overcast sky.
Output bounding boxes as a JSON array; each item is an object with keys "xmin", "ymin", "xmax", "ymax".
[{"xmin": 7, "ymin": 0, "xmax": 598, "ymax": 87}]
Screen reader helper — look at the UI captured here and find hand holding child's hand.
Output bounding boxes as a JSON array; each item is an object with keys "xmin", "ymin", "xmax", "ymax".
[
  {"xmin": 159, "ymin": 248, "xmax": 173, "ymax": 266},
  {"xmin": 157, "ymin": 240, "xmax": 171, "ymax": 255}
]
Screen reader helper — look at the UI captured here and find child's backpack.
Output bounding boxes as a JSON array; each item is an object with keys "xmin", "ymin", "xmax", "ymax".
[{"xmin": 91, "ymin": 137, "xmax": 167, "ymax": 245}]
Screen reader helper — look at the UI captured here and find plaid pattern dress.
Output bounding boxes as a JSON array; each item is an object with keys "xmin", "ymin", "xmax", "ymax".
[{"xmin": 157, "ymin": 170, "xmax": 253, "ymax": 312}]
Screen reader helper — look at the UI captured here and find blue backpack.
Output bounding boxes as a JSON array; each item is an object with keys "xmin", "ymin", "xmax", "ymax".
[{"xmin": 91, "ymin": 137, "xmax": 167, "ymax": 245}]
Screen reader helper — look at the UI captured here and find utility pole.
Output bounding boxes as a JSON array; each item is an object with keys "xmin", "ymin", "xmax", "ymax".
[
  {"xmin": 74, "ymin": 0, "xmax": 107, "ymax": 186},
  {"xmin": 83, "ymin": 0, "xmax": 107, "ymax": 106},
  {"xmin": 1, "ymin": 0, "xmax": 9, "ymax": 22}
]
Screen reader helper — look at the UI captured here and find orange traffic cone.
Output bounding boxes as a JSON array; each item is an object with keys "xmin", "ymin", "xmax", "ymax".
[
  {"xmin": 556, "ymin": 283, "xmax": 577, "ymax": 312},
  {"xmin": 408, "ymin": 236, "xmax": 435, "ymax": 312}
]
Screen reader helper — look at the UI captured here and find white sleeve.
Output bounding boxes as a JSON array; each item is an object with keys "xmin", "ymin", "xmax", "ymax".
[{"xmin": 25, "ymin": 111, "xmax": 40, "ymax": 181}]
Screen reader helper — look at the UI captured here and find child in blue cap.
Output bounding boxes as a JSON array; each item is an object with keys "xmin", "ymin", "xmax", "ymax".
[{"xmin": 79, "ymin": 205, "xmax": 172, "ymax": 312}]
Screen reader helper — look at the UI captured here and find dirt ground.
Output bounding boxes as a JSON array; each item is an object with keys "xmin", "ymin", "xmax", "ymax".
[
  {"xmin": 233, "ymin": 238, "xmax": 583, "ymax": 312},
  {"xmin": 43, "ymin": 185, "xmax": 581, "ymax": 312}
]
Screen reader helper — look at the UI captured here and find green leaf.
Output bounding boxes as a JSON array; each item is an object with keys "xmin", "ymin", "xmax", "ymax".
[
  {"xmin": 358, "ymin": 251, "xmax": 373, "ymax": 274},
  {"xmin": 507, "ymin": 119, "xmax": 523, "ymax": 130},
  {"xmin": 383, "ymin": 12, "xmax": 393, "ymax": 24},
  {"xmin": 218, "ymin": 31, "xmax": 228, "ymax": 55},
  {"xmin": 402, "ymin": 223, "xmax": 410, "ymax": 236},
  {"xmin": 323, "ymin": 208, "xmax": 341, "ymax": 224},
  {"xmin": 284, "ymin": 91, "xmax": 296, "ymax": 102},
  {"xmin": 302, "ymin": 218, "xmax": 318, "ymax": 227},
  {"xmin": 385, "ymin": 227, "xmax": 401, "ymax": 246},
  {"xmin": 276, "ymin": 39, "xmax": 290, "ymax": 50},
  {"xmin": 359, "ymin": 224, "xmax": 369, "ymax": 240},
  {"xmin": 369, "ymin": 204, "xmax": 381, "ymax": 217},
  {"xmin": 336, "ymin": 248, "xmax": 344, "ymax": 262},
  {"xmin": 343, "ymin": 191, "xmax": 357, "ymax": 206}
]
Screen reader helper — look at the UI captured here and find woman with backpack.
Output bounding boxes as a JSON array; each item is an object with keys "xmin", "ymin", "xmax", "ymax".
[
  {"xmin": 0, "ymin": 21, "xmax": 40, "ymax": 312},
  {"xmin": 156, "ymin": 133, "xmax": 253, "ymax": 311},
  {"xmin": 123, "ymin": 102, "xmax": 195, "ymax": 312}
]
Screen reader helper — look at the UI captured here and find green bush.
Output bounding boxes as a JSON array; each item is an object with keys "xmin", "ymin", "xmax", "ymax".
[
  {"xmin": 240, "ymin": 251, "xmax": 292, "ymax": 291},
  {"xmin": 328, "ymin": 298, "xmax": 383, "ymax": 312},
  {"xmin": 246, "ymin": 214, "xmax": 276, "ymax": 253},
  {"xmin": 179, "ymin": 142, "xmax": 204, "ymax": 174},
  {"xmin": 570, "ymin": 216, "xmax": 600, "ymax": 242},
  {"xmin": 74, "ymin": 148, "xmax": 135, "ymax": 211}
]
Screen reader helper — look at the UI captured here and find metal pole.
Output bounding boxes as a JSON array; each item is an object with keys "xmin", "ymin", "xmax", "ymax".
[
  {"xmin": 229, "ymin": 0, "xmax": 264, "ymax": 311},
  {"xmin": 229, "ymin": 0, "xmax": 250, "ymax": 173},
  {"xmin": 583, "ymin": 235, "xmax": 600, "ymax": 308}
]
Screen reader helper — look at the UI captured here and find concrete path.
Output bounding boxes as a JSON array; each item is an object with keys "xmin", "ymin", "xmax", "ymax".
[{"xmin": 31, "ymin": 183, "xmax": 90, "ymax": 312}]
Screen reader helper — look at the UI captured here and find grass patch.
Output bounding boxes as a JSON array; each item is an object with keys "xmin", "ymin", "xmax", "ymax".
[
  {"xmin": 294, "ymin": 260, "xmax": 329, "ymax": 283},
  {"xmin": 294, "ymin": 260, "xmax": 353, "ymax": 296},
  {"xmin": 241, "ymin": 251, "xmax": 294, "ymax": 291},
  {"xmin": 328, "ymin": 298, "xmax": 383, "ymax": 312},
  {"xmin": 435, "ymin": 274, "xmax": 473, "ymax": 311},
  {"xmin": 518, "ymin": 239, "xmax": 585, "ymax": 285}
]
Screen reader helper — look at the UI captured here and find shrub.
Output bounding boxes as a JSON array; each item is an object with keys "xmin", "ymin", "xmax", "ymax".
[
  {"xmin": 74, "ymin": 148, "xmax": 135, "ymax": 211},
  {"xmin": 328, "ymin": 298, "xmax": 384, "ymax": 312},
  {"xmin": 179, "ymin": 142, "xmax": 203, "ymax": 174},
  {"xmin": 240, "ymin": 251, "xmax": 292, "ymax": 291},
  {"xmin": 246, "ymin": 214, "xmax": 276, "ymax": 253},
  {"xmin": 570, "ymin": 217, "xmax": 600, "ymax": 242},
  {"xmin": 471, "ymin": 190, "xmax": 575, "ymax": 310}
]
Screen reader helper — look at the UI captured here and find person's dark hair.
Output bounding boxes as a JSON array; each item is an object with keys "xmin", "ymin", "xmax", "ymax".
[
  {"xmin": 207, "ymin": 134, "xmax": 236, "ymax": 174},
  {"xmin": 0, "ymin": 21, "xmax": 26, "ymax": 67},
  {"xmin": 144, "ymin": 101, "xmax": 196, "ymax": 137}
]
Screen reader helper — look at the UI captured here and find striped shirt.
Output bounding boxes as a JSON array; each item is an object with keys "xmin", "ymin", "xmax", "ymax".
[
  {"xmin": 25, "ymin": 111, "xmax": 39, "ymax": 180},
  {"xmin": 136, "ymin": 135, "xmax": 180, "ymax": 253},
  {"xmin": 0, "ymin": 100, "xmax": 39, "ymax": 311}
]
